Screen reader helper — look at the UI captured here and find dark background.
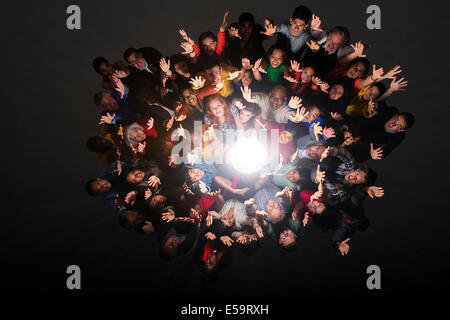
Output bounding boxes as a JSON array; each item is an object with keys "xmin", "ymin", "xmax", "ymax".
[{"xmin": 3, "ymin": 0, "xmax": 450, "ymax": 310}]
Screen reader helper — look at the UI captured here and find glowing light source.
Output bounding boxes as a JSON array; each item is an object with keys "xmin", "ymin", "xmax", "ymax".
[{"xmin": 229, "ymin": 137, "xmax": 267, "ymax": 174}]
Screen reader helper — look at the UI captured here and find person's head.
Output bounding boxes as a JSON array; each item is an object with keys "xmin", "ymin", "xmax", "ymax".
[
  {"xmin": 238, "ymin": 12, "xmax": 255, "ymax": 41},
  {"xmin": 346, "ymin": 57, "xmax": 370, "ymax": 79},
  {"xmin": 93, "ymin": 92, "xmax": 119, "ymax": 111},
  {"xmin": 267, "ymin": 45, "xmax": 286, "ymax": 69},
  {"xmin": 362, "ymin": 82, "xmax": 386, "ymax": 101},
  {"xmin": 123, "ymin": 48, "xmax": 146, "ymax": 70},
  {"xmin": 205, "ymin": 94, "xmax": 232, "ymax": 125},
  {"xmin": 325, "ymin": 26, "xmax": 350, "ymax": 53},
  {"xmin": 171, "ymin": 54, "xmax": 191, "ymax": 78},
  {"xmin": 328, "ymin": 83, "xmax": 345, "ymax": 100},
  {"xmin": 345, "ymin": 166, "xmax": 377, "ymax": 185},
  {"xmin": 161, "ymin": 234, "xmax": 180, "ymax": 260},
  {"xmin": 384, "ymin": 112, "xmax": 415, "ymax": 132},
  {"xmin": 86, "ymin": 136, "xmax": 113, "ymax": 153},
  {"xmin": 92, "ymin": 57, "xmax": 114, "ymax": 76},
  {"xmin": 220, "ymin": 208, "xmax": 235, "ymax": 227},
  {"xmin": 266, "ymin": 199, "xmax": 283, "ymax": 223},
  {"xmin": 290, "ymin": 5, "xmax": 312, "ymax": 36},
  {"xmin": 279, "ymin": 129, "xmax": 294, "ymax": 144},
  {"xmin": 126, "ymin": 169, "xmax": 145, "ymax": 185},
  {"xmin": 119, "ymin": 210, "xmax": 144, "ymax": 229},
  {"xmin": 180, "ymin": 87, "xmax": 198, "ymax": 106},
  {"xmin": 199, "ymin": 31, "xmax": 218, "ymax": 56},
  {"xmin": 125, "ymin": 124, "xmax": 146, "ymax": 145},
  {"xmin": 300, "ymin": 66, "xmax": 315, "ymax": 84},
  {"xmin": 285, "ymin": 169, "xmax": 301, "ymax": 184},
  {"xmin": 112, "ymin": 60, "xmax": 131, "ymax": 78},
  {"xmin": 303, "ymin": 105, "xmax": 321, "ymax": 122},
  {"xmin": 306, "ymin": 144, "xmax": 326, "ymax": 161},
  {"xmin": 269, "ymin": 85, "xmax": 288, "ymax": 110},
  {"xmin": 186, "ymin": 168, "xmax": 205, "ymax": 184},
  {"xmin": 203, "ymin": 60, "xmax": 222, "ymax": 85},
  {"xmin": 241, "ymin": 70, "xmax": 254, "ymax": 87},
  {"xmin": 149, "ymin": 195, "xmax": 167, "ymax": 211},
  {"xmin": 306, "ymin": 199, "xmax": 326, "ymax": 215},
  {"xmin": 279, "ymin": 228, "xmax": 298, "ymax": 249},
  {"xmin": 135, "ymin": 86, "xmax": 158, "ymax": 105},
  {"xmin": 85, "ymin": 178, "xmax": 111, "ymax": 195},
  {"xmin": 238, "ymin": 102, "xmax": 258, "ymax": 124}
]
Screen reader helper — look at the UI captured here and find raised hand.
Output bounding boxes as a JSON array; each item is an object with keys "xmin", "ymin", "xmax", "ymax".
[
  {"xmin": 367, "ymin": 99, "xmax": 377, "ymax": 117},
  {"xmin": 242, "ymin": 58, "xmax": 253, "ymax": 70},
  {"xmin": 198, "ymin": 180, "xmax": 208, "ymax": 194},
  {"xmin": 370, "ymin": 143, "xmax": 383, "ymax": 160},
  {"xmin": 180, "ymin": 41, "xmax": 194, "ymax": 55},
  {"xmin": 206, "ymin": 213, "xmax": 214, "ymax": 227},
  {"xmin": 112, "ymin": 77, "xmax": 126, "ymax": 99},
  {"xmin": 306, "ymin": 39, "xmax": 320, "ymax": 51},
  {"xmin": 390, "ymin": 76, "xmax": 408, "ymax": 92},
  {"xmin": 147, "ymin": 117, "xmax": 154, "ymax": 130},
  {"xmin": 290, "ymin": 149, "xmax": 299, "ymax": 163},
  {"xmin": 179, "ymin": 29, "xmax": 194, "ymax": 44},
  {"xmin": 124, "ymin": 191, "xmax": 137, "ymax": 206},
  {"xmin": 137, "ymin": 141, "xmax": 146, "ymax": 153},
  {"xmin": 289, "ymin": 107, "xmax": 309, "ymax": 123},
  {"xmin": 350, "ymin": 41, "xmax": 367, "ymax": 58},
  {"xmin": 323, "ymin": 126, "xmax": 336, "ymax": 139},
  {"xmin": 144, "ymin": 188, "xmax": 152, "ymax": 200},
  {"xmin": 244, "ymin": 198, "xmax": 255, "ymax": 207},
  {"xmin": 208, "ymin": 189, "xmax": 221, "ymax": 198},
  {"xmin": 330, "ymin": 112, "xmax": 343, "ymax": 121},
  {"xmin": 284, "ymin": 75, "xmax": 299, "ymax": 83},
  {"xmin": 253, "ymin": 223, "xmax": 264, "ymax": 238},
  {"xmin": 115, "ymin": 161, "xmax": 122, "ymax": 176},
  {"xmin": 182, "ymin": 182, "xmax": 195, "ymax": 196},
  {"xmin": 142, "ymin": 221, "xmax": 154, "ymax": 234},
  {"xmin": 240, "ymin": 86, "xmax": 257, "ymax": 103},
  {"xmin": 252, "ymin": 58, "xmax": 267, "ymax": 73},
  {"xmin": 255, "ymin": 210, "xmax": 268, "ymax": 218},
  {"xmin": 320, "ymin": 146, "xmax": 331, "ymax": 162},
  {"xmin": 311, "ymin": 14, "xmax": 323, "ymax": 31},
  {"xmin": 165, "ymin": 115, "xmax": 175, "ymax": 131},
  {"xmin": 220, "ymin": 235, "xmax": 234, "ymax": 246},
  {"xmin": 338, "ymin": 238, "xmax": 351, "ymax": 256},
  {"xmin": 228, "ymin": 26, "xmax": 241, "ymax": 39},
  {"xmin": 312, "ymin": 122, "xmax": 323, "ymax": 141},
  {"xmin": 159, "ymin": 57, "xmax": 171, "ymax": 74},
  {"xmin": 227, "ymin": 70, "xmax": 241, "ymax": 81},
  {"xmin": 260, "ymin": 23, "xmax": 276, "ymax": 36},
  {"xmin": 275, "ymin": 187, "xmax": 289, "ymax": 199},
  {"xmin": 367, "ymin": 186, "xmax": 384, "ymax": 198},
  {"xmin": 319, "ymin": 81, "xmax": 330, "ymax": 93},
  {"xmin": 233, "ymin": 99, "xmax": 246, "ymax": 110},
  {"xmin": 311, "ymin": 76, "xmax": 323, "ymax": 87},
  {"xmin": 99, "ymin": 113, "xmax": 115, "ymax": 125},
  {"xmin": 189, "ymin": 76, "xmax": 205, "ymax": 89},
  {"xmin": 288, "ymin": 96, "xmax": 302, "ymax": 109},
  {"xmin": 148, "ymin": 175, "xmax": 161, "ymax": 189},
  {"xmin": 160, "ymin": 87, "xmax": 173, "ymax": 98},
  {"xmin": 162, "ymin": 209, "xmax": 175, "ymax": 222},
  {"xmin": 310, "ymin": 182, "xmax": 324, "ymax": 202},
  {"xmin": 371, "ymin": 64, "xmax": 384, "ymax": 81},
  {"xmin": 302, "ymin": 212, "xmax": 310, "ymax": 227},
  {"xmin": 220, "ymin": 10, "xmax": 229, "ymax": 32},
  {"xmin": 214, "ymin": 78, "xmax": 224, "ymax": 92},
  {"xmin": 205, "ymin": 232, "xmax": 216, "ymax": 240},
  {"xmin": 290, "ymin": 60, "xmax": 302, "ymax": 73},
  {"xmin": 236, "ymin": 234, "xmax": 248, "ymax": 244},
  {"xmin": 315, "ymin": 165, "xmax": 325, "ymax": 183},
  {"xmin": 383, "ymin": 65, "xmax": 402, "ymax": 80}
]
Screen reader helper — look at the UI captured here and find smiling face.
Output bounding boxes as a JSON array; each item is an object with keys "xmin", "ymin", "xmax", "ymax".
[
  {"xmin": 269, "ymin": 86, "xmax": 287, "ymax": 110},
  {"xmin": 221, "ymin": 208, "xmax": 235, "ymax": 227},
  {"xmin": 201, "ymin": 37, "xmax": 217, "ymax": 56},
  {"xmin": 346, "ymin": 61, "xmax": 366, "ymax": 79},
  {"xmin": 126, "ymin": 170, "xmax": 145, "ymax": 184},
  {"xmin": 174, "ymin": 61, "xmax": 190, "ymax": 78},
  {"xmin": 279, "ymin": 228, "xmax": 297, "ymax": 247},
  {"xmin": 363, "ymin": 86, "xmax": 380, "ymax": 101},
  {"xmin": 241, "ymin": 70, "xmax": 253, "ymax": 87},
  {"xmin": 268, "ymin": 49, "xmax": 284, "ymax": 68},
  {"xmin": 188, "ymin": 168, "xmax": 205, "ymax": 184},
  {"xmin": 205, "ymin": 65, "xmax": 222, "ymax": 85},
  {"xmin": 303, "ymin": 106, "xmax": 320, "ymax": 122},
  {"xmin": 239, "ymin": 109, "xmax": 253, "ymax": 124},
  {"xmin": 328, "ymin": 84, "xmax": 344, "ymax": 100},
  {"xmin": 239, "ymin": 21, "xmax": 254, "ymax": 41},
  {"xmin": 345, "ymin": 169, "xmax": 367, "ymax": 185},
  {"xmin": 285, "ymin": 169, "xmax": 301, "ymax": 184},
  {"xmin": 126, "ymin": 51, "xmax": 146, "ymax": 70},
  {"xmin": 101, "ymin": 94, "xmax": 119, "ymax": 111},
  {"xmin": 207, "ymin": 96, "xmax": 226, "ymax": 119},
  {"xmin": 181, "ymin": 88, "xmax": 197, "ymax": 106},
  {"xmin": 306, "ymin": 200, "xmax": 326, "ymax": 215},
  {"xmin": 290, "ymin": 18, "xmax": 307, "ymax": 36},
  {"xmin": 90, "ymin": 178, "xmax": 112, "ymax": 195},
  {"xmin": 266, "ymin": 199, "xmax": 282, "ymax": 222},
  {"xmin": 129, "ymin": 127, "xmax": 146, "ymax": 143},
  {"xmin": 385, "ymin": 114, "xmax": 407, "ymax": 132},
  {"xmin": 98, "ymin": 62, "xmax": 114, "ymax": 77},
  {"xmin": 325, "ymin": 32, "xmax": 345, "ymax": 53},
  {"xmin": 307, "ymin": 144, "xmax": 326, "ymax": 161},
  {"xmin": 279, "ymin": 130, "xmax": 293, "ymax": 144},
  {"xmin": 300, "ymin": 67, "xmax": 315, "ymax": 84}
]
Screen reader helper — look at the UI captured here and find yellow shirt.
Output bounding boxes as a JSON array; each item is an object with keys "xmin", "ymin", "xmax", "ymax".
[
  {"xmin": 345, "ymin": 85, "xmax": 378, "ymax": 118},
  {"xmin": 197, "ymin": 63, "xmax": 238, "ymax": 98}
]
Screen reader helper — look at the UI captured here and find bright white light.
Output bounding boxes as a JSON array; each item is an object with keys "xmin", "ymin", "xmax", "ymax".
[{"xmin": 229, "ymin": 137, "xmax": 267, "ymax": 174}]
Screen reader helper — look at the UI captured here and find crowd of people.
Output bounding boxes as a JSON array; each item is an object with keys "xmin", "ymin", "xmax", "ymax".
[{"xmin": 85, "ymin": 5, "xmax": 414, "ymax": 279}]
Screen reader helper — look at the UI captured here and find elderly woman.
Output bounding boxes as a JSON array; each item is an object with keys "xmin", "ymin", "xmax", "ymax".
[{"xmin": 123, "ymin": 118, "xmax": 160, "ymax": 157}]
